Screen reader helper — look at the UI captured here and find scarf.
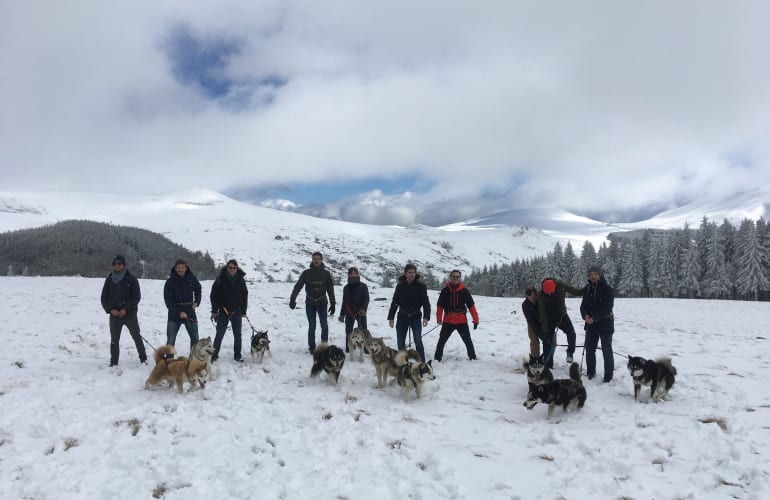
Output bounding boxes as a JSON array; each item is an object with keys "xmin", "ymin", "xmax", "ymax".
[{"xmin": 111, "ymin": 269, "xmax": 127, "ymax": 284}]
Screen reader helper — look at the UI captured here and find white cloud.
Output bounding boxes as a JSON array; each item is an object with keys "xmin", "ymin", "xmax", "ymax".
[{"xmin": 1, "ymin": 1, "xmax": 769, "ymax": 218}]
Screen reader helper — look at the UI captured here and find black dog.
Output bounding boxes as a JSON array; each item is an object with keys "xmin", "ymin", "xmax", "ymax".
[
  {"xmin": 627, "ymin": 355, "xmax": 677, "ymax": 402},
  {"xmin": 310, "ymin": 343, "xmax": 346, "ymax": 384},
  {"xmin": 523, "ymin": 354, "xmax": 554, "ymax": 386},
  {"xmin": 524, "ymin": 362, "xmax": 586, "ymax": 417}
]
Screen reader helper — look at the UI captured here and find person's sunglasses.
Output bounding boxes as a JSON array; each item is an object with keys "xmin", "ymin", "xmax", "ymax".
[
  {"xmin": 450, "ymin": 275, "xmax": 461, "ymax": 279},
  {"xmin": 228, "ymin": 266, "xmax": 238, "ymax": 270}
]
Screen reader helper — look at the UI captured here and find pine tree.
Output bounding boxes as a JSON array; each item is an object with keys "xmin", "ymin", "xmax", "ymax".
[
  {"xmin": 735, "ymin": 219, "xmax": 769, "ymax": 300},
  {"xmin": 618, "ymin": 241, "xmax": 643, "ymax": 296}
]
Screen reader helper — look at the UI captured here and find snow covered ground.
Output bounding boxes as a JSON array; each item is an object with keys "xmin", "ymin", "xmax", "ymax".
[{"xmin": 0, "ymin": 277, "xmax": 768, "ymax": 499}]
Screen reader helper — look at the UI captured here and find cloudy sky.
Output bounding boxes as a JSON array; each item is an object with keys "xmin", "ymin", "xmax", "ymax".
[{"xmin": 1, "ymin": 1, "xmax": 768, "ymax": 225}]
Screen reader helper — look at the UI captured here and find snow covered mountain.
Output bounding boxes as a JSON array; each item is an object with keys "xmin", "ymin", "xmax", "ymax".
[{"xmin": 1, "ymin": 186, "xmax": 767, "ymax": 282}]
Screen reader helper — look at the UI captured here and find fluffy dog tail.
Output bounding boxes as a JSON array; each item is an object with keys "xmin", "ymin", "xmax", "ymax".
[
  {"xmin": 393, "ymin": 349, "xmax": 421, "ymax": 367},
  {"xmin": 153, "ymin": 345, "xmax": 176, "ymax": 363},
  {"xmin": 569, "ymin": 362, "xmax": 581, "ymax": 381},
  {"xmin": 656, "ymin": 357, "xmax": 677, "ymax": 375}
]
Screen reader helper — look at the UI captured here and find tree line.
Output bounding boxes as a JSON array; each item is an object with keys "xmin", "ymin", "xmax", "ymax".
[
  {"xmin": 0, "ymin": 220, "xmax": 218, "ymax": 279},
  {"xmin": 464, "ymin": 216, "xmax": 770, "ymax": 301}
]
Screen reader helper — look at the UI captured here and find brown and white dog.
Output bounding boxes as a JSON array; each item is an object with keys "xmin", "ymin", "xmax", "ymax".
[
  {"xmin": 144, "ymin": 345, "xmax": 208, "ymax": 394},
  {"xmin": 368, "ymin": 337, "xmax": 421, "ymax": 388}
]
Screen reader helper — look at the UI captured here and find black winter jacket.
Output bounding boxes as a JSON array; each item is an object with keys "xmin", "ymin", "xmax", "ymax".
[
  {"xmin": 210, "ymin": 268, "xmax": 248, "ymax": 315},
  {"xmin": 101, "ymin": 270, "xmax": 141, "ymax": 313},
  {"xmin": 387, "ymin": 274, "xmax": 431, "ymax": 320},
  {"xmin": 341, "ymin": 280, "xmax": 369, "ymax": 318},
  {"xmin": 522, "ymin": 298, "xmax": 542, "ymax": 335},
  {"xmin": 580, "ymin": 276, "xmax": 615, "ymax": 335},
  {"xmin": 290, "ymin": 263, "xmax": 335, "ymax": 306},
  {"xmin": 164, "ymin": 266, "xmax": 202, "ymax": 322},
  {"xmin": 538, "ymin": 278, "xmax": 583, "ymax": 332}
]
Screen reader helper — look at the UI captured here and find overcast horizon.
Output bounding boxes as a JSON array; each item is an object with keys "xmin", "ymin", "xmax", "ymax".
[{"xmin": 2, "ymin": 2, "xmax": 769, "ymax": 225}]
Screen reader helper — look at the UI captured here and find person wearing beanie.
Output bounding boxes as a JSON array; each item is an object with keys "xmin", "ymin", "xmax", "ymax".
[
  {"xmin": 434, "ymin": 270, "xmax": 479, "ymax": 361},
  {"xmin": 163, "ymin": 258, "xmax": 202, "ymax": 351},
  {"xmin": 580, "ymin": 265, "xmax": 615, "ymax": 382},
  {"xmin": 210, "ymin": 259, "xmax": 248, "ymax": 362},
  {"xmin": 100, "ymin": 255, "xmax": 147, "ymax": 367},
  {"xmin": 289, "ymin": 251, "xmax": 336, "ymax": 354},
  {"xmin": 338, "ymin": 267, "xmax": 370, "ymax": 352},
  {"xmin": 538, "ymin": 277, "xmax": 584, "ymax": 365}
]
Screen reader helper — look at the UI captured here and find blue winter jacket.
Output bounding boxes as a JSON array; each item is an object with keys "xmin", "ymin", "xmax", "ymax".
[{"xmin": 164, "ymin": 266, "xmax": 202, "ymax": 323}]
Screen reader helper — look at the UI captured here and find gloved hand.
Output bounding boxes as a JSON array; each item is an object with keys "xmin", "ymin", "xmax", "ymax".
[
  {"xmin": 210, "ymin": 311, "xmax": 218, "ymax": 321},
  {"xmin": 473, "ymin": 322, "xmax": 478, "ymax": 330},
  {"xmin": 289, "ymin": 299, "xmax": 296, "ymax": 310},
  {"xmin": 338, "ymin": 315, "xmax": 344, "ymax": 323},
  {"xmin": 328, "ymin": 304, "xmax": 335, "ymax": 315}
]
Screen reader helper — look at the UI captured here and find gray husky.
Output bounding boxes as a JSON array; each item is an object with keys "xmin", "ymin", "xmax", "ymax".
[
  {"xmin": 396, "ymin": 360, "xmax": 436, "ymax": 400},
  {"xmin": 348, "ymin": 327, "xmax": 371, "ymax": 362},
  {"xmin": 190, "ymin": 337, "xmax": 215, "ymax": 381}
]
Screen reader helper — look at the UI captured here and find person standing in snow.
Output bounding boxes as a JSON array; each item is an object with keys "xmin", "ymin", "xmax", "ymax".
[
  {"xmin": 164, "ymin": 259, "xmax": 201, "ymax": 352},
  {"xmin": 387, "ymin": 263, "xmax": 431, "ymax": 362},
  {"xmin": 521, "ymin": 286, "xmax": 543, "ymax": 357},
  {"xmin": 338, "ymin": 267, "xmax": 369, "ymax": 352},
  {"xmin": 100, "ymin": 255, "xmax": 147, "ymax": 367},
  {"xmin": 580, "ymin": 265, "xmax": 615, "ymax": 382},
  {"xmin": 538, "ymin": 277, "xmax": 583, "ymax": 364},
  {"xmin": 290, "ymin": 251, "xmax": 336, "ymax": 354},
  {"xmin": 434, "ymin": 270, "xmax": 479, "ymax": 361},
  {"xmin": 210, "ymin": 259, "xmax": 248, "ymax": 362}
]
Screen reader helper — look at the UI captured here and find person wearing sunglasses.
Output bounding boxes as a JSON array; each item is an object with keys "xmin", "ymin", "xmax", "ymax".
[
  {"xmin": 434, "ymin": 270, "xmax": 479, "ymax": 361},
  {"xmin": 100, "ymin": 254, "xmax": 146, "ymax": 367},
  {"xmin": 210, "ymin": 259, "xmax": 249, "ymax": 362}
]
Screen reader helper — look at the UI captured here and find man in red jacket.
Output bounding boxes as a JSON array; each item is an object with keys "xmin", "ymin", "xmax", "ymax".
[{"xmin": 434, "ymin": 270, "xmax": 479, "ymax": 361}]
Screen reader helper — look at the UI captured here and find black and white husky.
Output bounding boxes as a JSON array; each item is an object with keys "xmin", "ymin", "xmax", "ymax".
[
  {"xmin": 396, "ymin": 360, "xmax": 436, "ymax": 400},
  {"xmin": 250, "ymin": 330, "xmax": 271, "ymax": 363},
  {"xmin": 310, "ymin": 343, "xmax": 346, "ymax": 384},
  {"xmin": 627, "ymin": 355, "xmax": 677, "ymax": 402},
  {"xmin": 523, "ymin": 354, "xmax": 554, "ymax": 386},
  {"xmin": 524, "ymin": 362, "xmax": 586, "ymax": 417}
]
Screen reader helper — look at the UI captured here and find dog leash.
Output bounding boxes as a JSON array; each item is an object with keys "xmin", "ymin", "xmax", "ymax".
[
  {"xmin": 421, "ymin": 324, "xmax": 440, "ymax": 337},
  {"xmin": 140, "ymin": 334, "xmax": 157, "ymax": 351},
  {"xmin": 244, "ymin": 314, "xmax": 259, "ymax": 334}
]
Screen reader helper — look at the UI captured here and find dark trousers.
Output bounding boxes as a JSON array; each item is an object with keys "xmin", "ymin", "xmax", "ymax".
[
  {"xmin": 214, "ymin": 311, "xmax": 242, "ymax": 359},
  {"xmin": 434, "ymin": 322, "xmax": 476, "ymax": 360},
  {"xmin": 585, "ymin": 330, "xmax": 614, "ymax": 381},
  {"xmin": 109, "ymin": 313, "xmax": 146, "ymax": 364},
  {"xmin": 305, "ymin": 302, "xmax": 329, "ymax": 351},
  {"xmin": 166, "ymin": 319, "xmax": 199, "ymax": 353},
  {"xmin": 395, "ymin": 314, "xmax": 425, "ymax": 362},
  {"xmin": 555, "ymin": 314, "xmax": 577, "ymax": 354},
  {"xmin": 344, "ymin": 314, "xmax": 368, "ymax": 352}
]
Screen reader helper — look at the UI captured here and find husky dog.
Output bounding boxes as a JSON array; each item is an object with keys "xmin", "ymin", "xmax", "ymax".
[
  {"xmin": 523, "ymin": 354, "xmax": 554, "ymax": 386},
  {"xmin": 310, "ymin": 343, "xmax": 346, "ymax": 384},
  {"xmin": 368, "ymin": 337, "xmax": 421, "ymax": 388},
  {"xmin": 524, "ymin": 363, "xmax": 586, "ymax": 417},
  {"xmin": 627, "ymin": 355, "xmax": 677, "ymax": 402},
  {"xmin": 250, "ymin": 330, "xmax": 271, "ymax": 363},
  {"xmin": 145, "ymin": 345, "xmax": 209, "ymax": 393},
  {"xmin": 396, "ymin": 360, "xmax": 436, "ymax": 400},
  {"xmin": 190, "ymin": 337, "xmax": 215, "ymax": 381},
  {"xmin": 348, "ymin": 327, "xmax": 371, "ymax": 362}
]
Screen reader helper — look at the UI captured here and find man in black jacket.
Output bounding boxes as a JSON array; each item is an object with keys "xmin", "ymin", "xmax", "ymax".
[
  {"xmin": 580, "ymin": 265, "xmax": 615, "ymax": 382},
  {"xmin": 338, "ymin": 267, "xmax": 369, "ymax": 352},
  {"xmin": 290, "ymin": 252, "xmax": 336, "ymax": 354},
  {"xmin": 210, "ymin": 259, "xmax": 249, "ymax": 362},
  {"xmin": 163, "ymin": 259, "xmax": 202, "ymax": 352},
  {"xmin": 538, "ymin": 277, "xmax": 584, "ymax": 364},
  {"xmin": 387, "ymin": 263, "xmax": 431, "ymax": 362},
  {"xmin": 100, "ymin": 255, "xmax": 146, "ymax": 367}
]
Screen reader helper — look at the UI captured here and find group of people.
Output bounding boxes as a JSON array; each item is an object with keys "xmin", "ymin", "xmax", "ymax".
[
  {"xmin": 100, "ymin": 255, "xmax": 249, "ymax": 366},
  {"xmin": 522, "ymin": 265, "xmax": 616, "ymax": 382},
  {"xmin": 102, "ymin": 250, "xmax": 611, "ymax": 379},
  {"xmin": 289, "ymin": 253, "xmax": 481, "ymax": 363}
]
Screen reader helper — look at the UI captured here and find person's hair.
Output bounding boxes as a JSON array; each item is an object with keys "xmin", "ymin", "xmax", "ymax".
[
  {"xmin": 450, "ymin": 269, "xmax": 461, "ymax": 276},
  {"xmin": 312, "ymin": 251, "xmax": 323, "ymax": 259},
  {"xmin": 227, "ymin": 259, "xmax": 238, "ymax": 267},
  {"xmin": 525, "ymin": 286, "xmax": 537, "ymax": 297},
  {"xmin": 174, "ymin": 258, "xmax": 187, "ymax": 266},
  {"xmin": 348, "ymin": 267, "xmax": 359, "ymax": 275},
  {"xmin": 404, "ymin": 263, "xmax": 417, "ymax": 273}
]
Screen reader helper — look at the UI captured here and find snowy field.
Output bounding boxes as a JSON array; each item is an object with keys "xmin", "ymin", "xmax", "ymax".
[{"xmin": 0, "ymin": 277, "xmax": 768, "ymax": 499}]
